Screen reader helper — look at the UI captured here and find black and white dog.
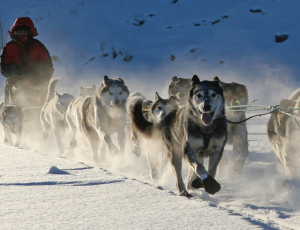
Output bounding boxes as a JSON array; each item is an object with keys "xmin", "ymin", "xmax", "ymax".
[
  {"xmin": 81, "ymin": 75, "xmax": 129, "ymax": 163},
  {"xmin": 0, "ymin": 101, "xmax": 23, "ymax": 147},
  {"xmin": 131, "ymin": 75, "xmax": 227, "ymax": 196},
  {"xmin": 127, "ymin": 91, "xmax": 178, "ymax": 180}
]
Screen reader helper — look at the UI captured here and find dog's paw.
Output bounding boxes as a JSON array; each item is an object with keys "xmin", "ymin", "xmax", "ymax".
[
  {"xmin": 132, "ymin": 144, "xmax": 141, "ymax": 157},
  {"xmin": 191, "ymin": 177, "xmax": 204, "ymax": 189},
  {"xmin": 108, "ymin": 144, "xmax": 119, "ymax": 156},
  {"xmin": 203, "ymin": 175, "xmax": 221, "ymax": 195},
  {"xmin": 180, "ymin": 191, "xmax": 193, "ymax": 198},
  {"xmin": 232, "ymin": 159, "xmax": 245, "ymax": 175}
]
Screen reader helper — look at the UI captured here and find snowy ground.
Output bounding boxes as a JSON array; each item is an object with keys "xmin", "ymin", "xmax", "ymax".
[
  {"xmin": 1, "ymin": 0, "xmax": 300, "ymax": 229},
  {"xmin": 0, "ymin": 113, "xmax": 299, "ymax": 229}
]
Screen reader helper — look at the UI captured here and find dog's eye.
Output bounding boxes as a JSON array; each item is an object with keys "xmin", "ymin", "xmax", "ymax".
[
  {"xmin": 157, "ymin": 106, "xmax": 162, "ymax": 110},
  {"xmin": 211, "ymin": 93, "xmax": 216, "ymax": 97},
  {"xmin": 109, "ymin": 92, "xmax": 113, "ymax": 95},
  {"xmin": 197, "ymin": 94, "xmax": 202, "ymax": 98},
  {"xmin": 119, "ymin": 92, "xmax": 123, "ymax": 95},
  {"xmin": 61, "ymin": 103, "xmax": 65, "ymax": 105}
]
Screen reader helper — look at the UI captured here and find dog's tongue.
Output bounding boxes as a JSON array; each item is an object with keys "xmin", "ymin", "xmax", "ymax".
[{"xmin": 201, "ymin": 113, "xmax": 212, "ymax": 125}]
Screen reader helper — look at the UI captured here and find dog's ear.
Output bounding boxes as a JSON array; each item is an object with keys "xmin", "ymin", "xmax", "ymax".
[
  {"xmin": 155, "ymin": 92, "xmax": 161, "ymax": 101},
  {"xmin": 171, "ymin": 76, "xmax": 177, "ymax": 82},
  {"xmin": 191, "ymin": 75, "xmax": 200, "ymax": 86},
  {"xmin": 103, "ymin": 75, "xmax": 110, "ymax": 85},
  {"xmin": 55, "ymin": 91, "xmax": 59, "ymax": 98},
  {"xmin": 92, "ymin": 84, "xmax": 96, "ymax": 90},
  {"xmin": 213, "ymin": 76, "xmax": 220, "ymax": 82},
  {"xmin": 80, "ymin": 86, "xmax": 83, "ymax": 91},
  {"xmin": 117, "ymin": 78, "xmax": 124, "ymax": 83}
]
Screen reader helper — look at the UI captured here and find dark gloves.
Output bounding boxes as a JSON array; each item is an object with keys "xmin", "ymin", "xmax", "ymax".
[{"xmin": 202, "ymin": 175, "xmax": 221, "ymax": 195}]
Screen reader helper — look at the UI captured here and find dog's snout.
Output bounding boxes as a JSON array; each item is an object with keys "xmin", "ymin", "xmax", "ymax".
[
  {"xmin": 204, "ymin": 104, "xmax": 211, "ymax": 111},
  {"xmin": 115, "ymin": 99, "xmax": 120, "ymax": 105}
]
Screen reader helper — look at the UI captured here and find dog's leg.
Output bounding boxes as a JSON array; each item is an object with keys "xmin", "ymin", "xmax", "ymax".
[
  {"xmin": 15, "ymin": 125, "xmax": 23, "ymax": 147},
  {"xmin": 53, "ymin": 128, "xmax": 64, "ymax": 155},
  {"xmin": 99, "ymin": 139, "xmax": 107, "ymax": 163},
  {"xmin": 184, "ymin": 142, "xmax": 221, "ymax": 195},
  {"xmin": 208, "ymin": 148, "xmax": 224, "ymax": 178},
  {"xmin": 85, "ymin": 129, "xmax": 101, "ymax": 163},
  {"xmin": 117, "ymin": 128, "xmax": 126, "ymax": 155},
  {"xmin": 96, "ymin": 128, "xmax": 119, "ymax": 157},
  {"xmin": 145, "ymin": 140, "xmax": 160, "ymax": 180},
  {"xmin": 131, "ymin": 126, "xmax": 142, "ymax": 157},
  {"xmin": 40, "ymin": 111, "xmax": 51, "ymax": 141},
  {"xmin": 5, "ymin": 128, "xmax": 13, "ymax": 146},
  {"xmin": 168, "ymin": 143, "xmax": 189, "ymax": 196},
  {"xmin": 67, "ymin": 115, "xmax": 77, "ymax": 148},
  {"xmin": 187, "ymin": 157, "xmax": 204, "ymax": 190},
  {"xmin": 231, "ymin": 123, "xmax": 249, "ymax": 174},
  {"xmin": 4, "ymin": 131, "xmax": 9, "ymax": 145}
]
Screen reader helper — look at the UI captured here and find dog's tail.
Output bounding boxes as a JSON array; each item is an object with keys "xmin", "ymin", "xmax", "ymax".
[
  {"xmin": 45, "ymin": 77, "xmax": 60, "ymax": 103},
  {"xmin": 130, "ymin": 100, "xmax": 156, "ymax": 138}
]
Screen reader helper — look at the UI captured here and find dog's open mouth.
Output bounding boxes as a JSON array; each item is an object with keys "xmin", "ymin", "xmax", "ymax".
[{"xmin": 201, "ymin": 111, "xmax": 214, "ymax": 125}]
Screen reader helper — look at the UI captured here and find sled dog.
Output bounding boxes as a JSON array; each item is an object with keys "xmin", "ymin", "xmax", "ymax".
[
  {"xmin": 40, "ymin": 78, "xmax": 75, "ymax": 154},
  {"xmin": 125, "ymin": 91, "xmax": 152, "ymax": 157},
  {"xmin": 131, "ymin": 75, "xmax": 227, "ymax": 196},
  {"xmin": 127, "ymin": 92, "xmax": 178, "ymax": 179},
  {"xmin": 0, "ymin": 101, "xmax": 23, "ymax": 147},
  {"xmin": 214, "ymin": 76, "xmax": 249, "ymax": 174},
  {"xmin": 168, "ymin": 76, "xmax": 191, "ymax": 107},
  {"xmin": 66, "ymin": 85, "xmax": 97, "ymax": 149},
  {"xmin": 81, "ymin": 75, "xmax": 129, "ymax": 163},
  {"xmin": 267, "ymin": 89, "xmax": 300, "ymax": 180},
  {"xmin": 79, "ymin": 84, "xmax": 96, "ymax": 97}
]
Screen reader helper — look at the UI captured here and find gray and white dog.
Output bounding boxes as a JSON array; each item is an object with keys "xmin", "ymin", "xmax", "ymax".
[
  {"xmin": 268, "ymin": 88, "xmax": 300, "ymax": 180},
  {"xmin": 66, "ymin": 85, "xmax": 97, "ymax": 149},
  {"xmin": 40, "ymin": 78, "xmax": 75, "ymax": 154},
  {"xmin": 127, "ymin": 91, "xmax": 178, "ymax": 180},
  {"xmin": 79, "ymin": 84, "xmax": 96, "ymax": 97},
  {"xmin": 168, "ymin": 76, "xmax": 191, "ymax": 107},
  {"xmin": 81, "ymin": 75, "xmax": 129, "ymax": 163},
  {"xmin": 131, "ymin": 75, "xmax": 227, "ymax": 196},
  {"xmin": 214, "ymin": 76, "xmax": 249, "ymax": 174},
  {"xmin": 0, "ymin": 101, "xmax": 23, "ymax": 147}
]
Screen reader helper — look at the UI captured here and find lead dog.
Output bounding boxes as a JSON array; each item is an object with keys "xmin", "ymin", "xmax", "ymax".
[
  {"xmin": 214, "ymin": 76, "xmax": 249, "ymax": 174},
  {"xmin": 0, "ymin": 101, "xmax": 23, "ymax": 147},
  {"xmin": 268, "ymin": 89, "xmax": 300, "ymax": 180},
  {"xmin": 131, "ymin": 75, "xmax": 227, "ymax": 196},
  {"xmin": 81, "ymin": 75, "xmax": 129, "ymax": 163},
  {"xmin": 40, "ymin": 78, "xmax": 75, "ymax": 154}
]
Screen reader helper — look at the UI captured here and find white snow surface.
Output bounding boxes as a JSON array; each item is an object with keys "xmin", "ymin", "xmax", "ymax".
[{"xmin": 1, "ymin": 0, "xmax": 300, "ymax": 229}]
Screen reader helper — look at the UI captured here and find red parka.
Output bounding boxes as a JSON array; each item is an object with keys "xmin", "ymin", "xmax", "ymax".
[{"xmin": 0, "ymin": 17, "xmax": 53, "ymax": 82}]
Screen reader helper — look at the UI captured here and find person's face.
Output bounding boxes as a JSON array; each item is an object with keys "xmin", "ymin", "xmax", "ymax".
[{"xmin": 15, "ymin": 29, "xmax": 28, "ymax": 36}]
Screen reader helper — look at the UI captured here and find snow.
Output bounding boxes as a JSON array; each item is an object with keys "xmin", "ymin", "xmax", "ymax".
[{"xmin": 0, "ymin": 0, "xmax": 300, "ymax": 229}]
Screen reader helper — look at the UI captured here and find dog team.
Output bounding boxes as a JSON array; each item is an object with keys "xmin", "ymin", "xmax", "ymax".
[{"xmin": 0, "ymin": 74, "xmax": 299, "ymax": 197}]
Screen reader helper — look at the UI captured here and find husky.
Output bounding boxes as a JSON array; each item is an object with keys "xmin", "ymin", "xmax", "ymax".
[
  {"xmin": 40, "ymin": 78, "xmax": 75, "ymax": 154},
  {"xmin": 0, "ymin": 101, "xmax": 23, "ymax": 147},
  {"xmin": 79, "ymin": 84, "xmax": 96, "ymax": 97},
  {"xmin": 131, "ymin": 75, "xmax": 227, "ymax": 196},
  {"xmin": 168, "ymin": 76, "xmax": 191, "ymax": 107},
  {"xmin": 66, "ymin": 85, "xmax": 97, "ymax": 149},
  {"xmin": 125, "ymin": 91, "xmax": 152, "ymax": 157},
  {"xmin": 81, "ymin": 75, "xmax": 129, "ymax": 163},
  {"xmin": 267, "ymin": 89, "xmax": 300, "ymax": 180},
  {"xmin": 214, "ymin": 76, "xmax": 249, "ymax": 174},
  {"xmin": 127, "ymin": 92, "xmax": 179, "ymax": 179}
]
